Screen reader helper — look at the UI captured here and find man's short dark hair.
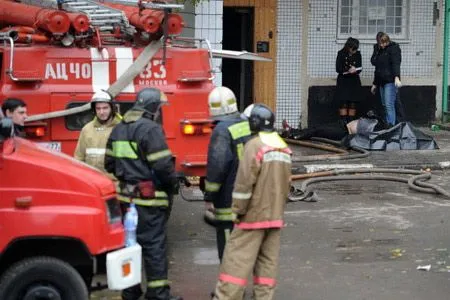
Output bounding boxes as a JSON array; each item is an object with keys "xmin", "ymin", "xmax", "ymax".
[{"xmin": 1, "ymin": 98, "xmax": 26, "ymax": 115}]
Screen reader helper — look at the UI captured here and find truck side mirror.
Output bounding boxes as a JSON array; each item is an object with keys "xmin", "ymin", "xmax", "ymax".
[{"xmin": 0, "ymin": 118, "xmax": 14, "ymax": 141}]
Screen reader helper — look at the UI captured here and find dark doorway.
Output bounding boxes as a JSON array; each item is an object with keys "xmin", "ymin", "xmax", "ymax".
[{"xmin": 222, "ymin": 7, "xmax": 254, "ymax": 112}]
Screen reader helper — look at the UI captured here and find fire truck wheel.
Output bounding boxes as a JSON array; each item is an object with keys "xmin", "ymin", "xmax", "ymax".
[{"xmin": 0, "ymin": 256, "xmax": 89, "ymax": 300}]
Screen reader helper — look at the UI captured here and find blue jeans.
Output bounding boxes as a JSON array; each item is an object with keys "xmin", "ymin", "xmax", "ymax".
[{"xmin": 379, "ymin": 83, "xmax": 397, "ymax": 126}]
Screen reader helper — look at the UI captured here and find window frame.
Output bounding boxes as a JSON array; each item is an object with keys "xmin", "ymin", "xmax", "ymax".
[{"xmin": 336, "ymin": 0, "xmax": 410, "ymax": 43}]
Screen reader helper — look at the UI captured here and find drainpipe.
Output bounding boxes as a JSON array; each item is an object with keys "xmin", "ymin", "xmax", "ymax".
[{"xmin": 442, "ymin": 0, "xmax": 450, "ymax": 123}]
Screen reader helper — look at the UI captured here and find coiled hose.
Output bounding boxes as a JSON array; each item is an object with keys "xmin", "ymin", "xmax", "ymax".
[{"xmin": 289, "ymin": 168, "xmax": 450, "ymax": 202}]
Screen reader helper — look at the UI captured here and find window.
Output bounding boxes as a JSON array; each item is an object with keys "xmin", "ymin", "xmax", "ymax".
[
  {"xmin": 338, "ymin": 0, "xmax": 409, "ymax": 41},
  {"xmin": 65, "ymin": 102, "xmax": 133, "ymax": 131}
]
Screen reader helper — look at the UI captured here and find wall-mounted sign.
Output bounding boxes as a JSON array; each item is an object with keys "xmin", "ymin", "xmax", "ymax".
[{"xmin": 256, "ymin": 41, "xmax": 269, "ymax": 53}]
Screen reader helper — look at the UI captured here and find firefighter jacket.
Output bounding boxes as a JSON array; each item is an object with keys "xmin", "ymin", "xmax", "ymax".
[
  {"xmin": 232, "ymin": 132, "xmax": 292, "ymax": 229},
  {"xmin": 74, "ymin": 114, "xmax": 121, "ymax": 177},
  {"xmin": 204, "ymin": 114, "xmax": 252, "ymax": 222},
  {"xmin": 105, "ymin": 110, "xmax": 178, "ymax": 207}
]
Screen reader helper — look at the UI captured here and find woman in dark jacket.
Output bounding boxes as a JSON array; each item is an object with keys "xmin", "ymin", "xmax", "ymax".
[
  {"xmin": 370, "ymin": 32, "xmax": 402, "ymax": 126},
  {"xmin": 335, "ymin": 37, "xmax": 362, "ymax": 123}
]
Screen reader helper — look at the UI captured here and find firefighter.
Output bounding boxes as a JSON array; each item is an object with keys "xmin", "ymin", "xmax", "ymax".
[
  {"xmin": 105, "ymin": 88, "xmax": 182, "ymax": 300},
  {"xmin": 1, "ymin": 98, "xmax": 28, "ymax": 137},
  {"xmin": 212, "ymin": 104, "xmax": 292, "ymax": 300},
  {"xmin": 74, "ymin": 90, "xmax": 121, "ymax": 178},
  {"xmin": 204, "ymin": 86, "xmax": 252, "ymax": 262}
]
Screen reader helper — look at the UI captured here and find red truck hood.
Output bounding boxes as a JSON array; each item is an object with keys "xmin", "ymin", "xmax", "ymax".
[{"xmin": 4, "ymin": 137, "xmax": 115, "ymax": 196}]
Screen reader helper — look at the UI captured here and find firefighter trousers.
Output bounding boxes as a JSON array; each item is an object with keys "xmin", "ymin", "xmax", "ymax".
[
  {"xmin": 213, "ymin": 227, "xmax": 281, "ymax": 300},
  {"xmin": 216, "ymin": 221, "xmax": 234, "ymax": 261},
  {"xmin": 120, "ymin": 204, "xmax": 172, "ymax": 300}
]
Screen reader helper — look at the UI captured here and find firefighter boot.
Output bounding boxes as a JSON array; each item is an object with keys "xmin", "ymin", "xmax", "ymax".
[{"xmin": 121, "ymin": 284, "xmax": 143, "ymax": 300}]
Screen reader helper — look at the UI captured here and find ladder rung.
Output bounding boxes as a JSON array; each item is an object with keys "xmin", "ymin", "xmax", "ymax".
[
  {"xmin": 83, "ymin": 9, "xmax": 111, "ymax": 13},
  {"xmin": 66, "ymin": 2, "xmax": 90, "ymax": 6},
  {"xmin": 98, "ymin": 26, "xmax": 114, "ymax": 31},
  {"xmin": 89, "ymin": 13, "xmax": 123, "ymax": 18},
  {"xmin": 72, "ymin": 5, "xmax": 100, "ymax": 9},
  {"xmin": 91, "ymin": 20, "xmax": 123, "ymax": 24}
]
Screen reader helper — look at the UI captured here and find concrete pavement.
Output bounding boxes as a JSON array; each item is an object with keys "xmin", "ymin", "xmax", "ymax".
[{"xmin": 92, "ymin": 126, "xmax": 450, "ymax": 300}]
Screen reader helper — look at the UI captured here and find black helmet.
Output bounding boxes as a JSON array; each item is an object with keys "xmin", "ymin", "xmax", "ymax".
[
  {"xmin": 133, "ymin": 88, "xmax": 168, "ymax": 121},
  {"xmin": 248, "ymin": 104, "xmax": 275, "ymax": 133}
]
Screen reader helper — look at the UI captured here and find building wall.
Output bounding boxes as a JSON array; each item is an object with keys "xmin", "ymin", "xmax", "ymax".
[
  {"xmin": 180, "ymin": 0, "xmax": 224, "ymax": 86},
  {"xmin": 307, "ymin": 0, "xmax": 436, "ymax": 80},
  {"xmin": 184, "ymin": 0, "xmax": 441, "ymax": 127},
  {"xmin": 306, "ymin": 0, "xmax": 439, "ymax": 125},
  {"xmin": 275, "ymin": 0, "xmax": 302, "ymax": 128}
]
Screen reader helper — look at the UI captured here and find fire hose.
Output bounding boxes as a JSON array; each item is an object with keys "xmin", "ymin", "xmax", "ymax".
[
  {"xmin": 285, "ymin": 137, "xmax": 370, "ymax": 162},
  {"xmin": 26, "ymin": 39, "xmax": 163, "ymax": 122},
  {"xmin": 288, "ymin": 168, "xmax": 450, "ymax": 202}
]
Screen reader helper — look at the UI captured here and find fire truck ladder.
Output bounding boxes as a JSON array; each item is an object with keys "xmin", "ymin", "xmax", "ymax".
[
  {"xmin": 98, "ymin": 0, "xmax": 184, "ymax": 10},
  {"xmin": 62, "ymin": 0, "xmax": 135, "ymax": 33}
]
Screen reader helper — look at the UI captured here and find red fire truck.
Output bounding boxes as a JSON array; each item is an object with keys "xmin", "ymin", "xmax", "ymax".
[
  {"xmin": 0, "ymin": 0, "xmax": 218, "ymax": 182},
  {"xmin": 0, "ymin": 0, "xmax": 268, "ymax": 182}
]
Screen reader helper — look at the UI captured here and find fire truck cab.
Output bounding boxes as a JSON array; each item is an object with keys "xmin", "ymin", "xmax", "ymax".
[{"xmin": 0, "ymin": 116, "xmax": 131, "ymax": 299}]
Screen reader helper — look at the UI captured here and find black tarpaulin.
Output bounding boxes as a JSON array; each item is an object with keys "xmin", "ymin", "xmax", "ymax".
[{"xmin": 346, "ymin": 122, "xmax": 439, "ymax": 150}]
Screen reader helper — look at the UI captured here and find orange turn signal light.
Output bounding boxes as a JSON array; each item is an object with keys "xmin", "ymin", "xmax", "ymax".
[{"xmin": 201, "ymin": 125, "xmax": 212, "ymax": 134}]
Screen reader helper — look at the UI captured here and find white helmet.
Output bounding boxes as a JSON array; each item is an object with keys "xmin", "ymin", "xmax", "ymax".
[
  {"xmin": 208, "ymin": 86, "xmax": 238, "ymax": 119},
  {"xmin": 91, "ymin": 90, "xmax": 113, "ymax": 110},
  {"xmin": 91, "ymin": 90, "xmax": 112, "ymax": 103},
  {"xmin": 241, "ymin": 104, "xmax": 254, "ymax": 120}
]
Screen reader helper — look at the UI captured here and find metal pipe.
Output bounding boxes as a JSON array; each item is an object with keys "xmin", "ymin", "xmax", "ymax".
[{"xmin": 0, "ymin": 36, "xmax": 20, "ymax": 82}]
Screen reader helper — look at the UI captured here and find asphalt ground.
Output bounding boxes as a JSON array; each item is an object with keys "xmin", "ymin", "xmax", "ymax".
[{"xmin": 92, "ymin": 126, "xmax": 450, "ymax": 300}]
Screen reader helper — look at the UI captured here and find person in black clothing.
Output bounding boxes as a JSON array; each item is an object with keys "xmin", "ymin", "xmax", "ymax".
[
  {"xmin": 370, "ymin": 32, "xmax": 402, "ymax": 126},
  {"xmin": 1, "ymin": 98, "xmax": 27, "ymax": 137},
  {"xmin": 335, "ymin": 37, "xmax": 362, "ymax": 123},
  {"xmin": 203, "ymin": 86, "xmax": 252, "ymax": 262},
  {"xmin": 284, "ymin": 110, "xmax": 388, "ymax": 141},
  {"xmin": 105, "ymin": 88, "xmax": 182, "ymax": 300}
]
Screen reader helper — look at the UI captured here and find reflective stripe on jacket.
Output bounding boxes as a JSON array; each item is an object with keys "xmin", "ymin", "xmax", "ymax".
[
  {"xmin": 232, "ymin": 132, "xmax": 292, "ymax": 229},
  {"xmin": 74, "ymin": 114, "xmax": 121, "ymax": 178},
  {"xmin": 105, "ymin": 110, "xmax": 178, "ymax": 205},
  {"xmin": 204, "ymin": 115, "xmax": 252, "ymax": 217}
]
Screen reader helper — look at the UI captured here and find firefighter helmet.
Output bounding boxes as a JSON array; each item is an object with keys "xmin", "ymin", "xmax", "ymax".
[
  {"xmin": 241, "ymin": 104, "xmax": 254, "ymax": 120},
  {"xmin": 90, "ymin": 90, "xmax": 113, "ymax": 110},
  {"xmin": 248, "ymin": 104, "xmax": 275, "ymax": 133},
  {"xmin": 91, "ymin": 90, "xmax": 112, "ymax": 107},
  {"xmin": 208, "ymin": 86, "xmax": 238, "ymax": 120},
  {"xmin": 133, "ymin": 88, "xmax": 168, "ymax": 121}
]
